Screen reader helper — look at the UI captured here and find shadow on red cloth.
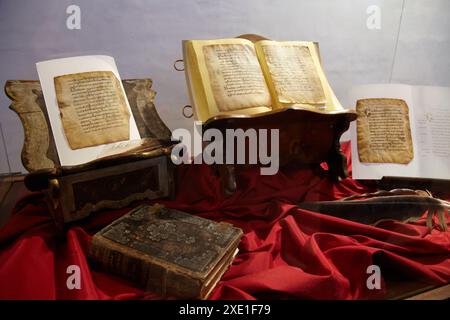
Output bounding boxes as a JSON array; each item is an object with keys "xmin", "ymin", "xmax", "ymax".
[{"xmin": 0, "ymin": 142, "xmax": 449, "ymax": 299}]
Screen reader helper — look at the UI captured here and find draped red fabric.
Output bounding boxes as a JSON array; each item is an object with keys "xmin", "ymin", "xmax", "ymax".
[{"xmin": 0, "ymin": 142, "xmax": 449, "ymax": 299}]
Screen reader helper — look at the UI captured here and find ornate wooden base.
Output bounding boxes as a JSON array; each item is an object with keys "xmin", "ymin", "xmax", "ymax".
[{"xmin": 43, "ymin": 155, "xmax": 174, "ymax": 231}]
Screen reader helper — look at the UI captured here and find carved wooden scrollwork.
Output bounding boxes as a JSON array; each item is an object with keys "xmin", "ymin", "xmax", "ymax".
[{"xmin": 5, "ymin": 80, "xmax": 57, "ymax": 171}]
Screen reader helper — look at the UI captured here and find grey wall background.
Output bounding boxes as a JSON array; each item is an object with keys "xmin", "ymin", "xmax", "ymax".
[{"xmin": 0, "ymin": 0, "xmax": 448, "ymax": 174}]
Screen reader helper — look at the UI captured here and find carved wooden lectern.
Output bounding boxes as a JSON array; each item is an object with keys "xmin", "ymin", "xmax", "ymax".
[
  {"xmin": 5, "ymin": 79, "xmax": 175, "ymax": 231},
  {"xmin": 179, "ymin": 34, "xmax": 357, "ymax": 194}
]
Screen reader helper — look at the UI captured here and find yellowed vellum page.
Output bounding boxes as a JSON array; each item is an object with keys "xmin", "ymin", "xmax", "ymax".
[
  {"xmin": 196, "ymin": 39, "xmax": 271, "ymax": 113},
  {"xmin": 256, "ymin": 41, "xmax": 326, "ymax": 105},
  {"xmin": 54, "ymin": 71, "xmax": 130, "ymax": 150},
  {"xmin": 356, "ymin": 98, "xmax": 414, "ymax": 164}
]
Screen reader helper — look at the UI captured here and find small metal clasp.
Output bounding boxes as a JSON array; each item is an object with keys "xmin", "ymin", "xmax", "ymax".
[
  {"xmin": 182, "ymin": 105, "xmax": 193, "ymax": 118},
  {"xmin": 173, "ymin": 59, "xmax": 184, "ymax": 71}
]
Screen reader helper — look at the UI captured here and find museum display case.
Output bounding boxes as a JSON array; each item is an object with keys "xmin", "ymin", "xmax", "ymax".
[{"xmin": 0, "ymin": 0, "xmax": 448, "ymax": 304}]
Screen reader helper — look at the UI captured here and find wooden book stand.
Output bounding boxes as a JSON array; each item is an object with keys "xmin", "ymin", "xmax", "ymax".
[
  {"xmin": 178, "ymin": 34, "xmax": 357, "ymax": 194},
  {"xmin": 5, "ymin": 79, "xmax": 175, "ymax": 231}
]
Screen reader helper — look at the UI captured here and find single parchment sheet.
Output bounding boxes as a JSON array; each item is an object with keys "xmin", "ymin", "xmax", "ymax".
[
  {"xmin": 261, "ymin": 44, "xmax": 326, "ymax": 105},
  {"xmin": 54, "ymin": 71, "xmax": 130, "ymax": 150},
  {"xmin": 412, "ymin": 86, "xmax": 450, "ymax": 179},
  {"xmin": 36, "ymin": 55, "xmax": 140, "ymax": 166},
  {"xmin": 349, "ymin": 84, "xmax": 450, "ymax": 180},
  {"xmin": 202, "ymin": 44, "xmax": 271, "ymax": 112},
  {"xmin": 356, "ymin": 98, "xmax": 413, "ymax": 164}
]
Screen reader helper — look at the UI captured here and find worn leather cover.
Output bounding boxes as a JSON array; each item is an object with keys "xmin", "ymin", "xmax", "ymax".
[{"xmin": 89, "ymin": 204, "xmax": 242, "ymax": 299}]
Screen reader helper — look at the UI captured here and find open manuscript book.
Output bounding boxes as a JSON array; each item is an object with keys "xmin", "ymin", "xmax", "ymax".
[
  {"xmin": 350, "ymin": 84, "xmax": 450, "ymax": 180},
  {"xmin": 37, "ymin": 56, "xmax": 164, "ymax": 167},
  {"xmin": 183, "ymin": 37, "xmax": 352, "ymax": 124}
]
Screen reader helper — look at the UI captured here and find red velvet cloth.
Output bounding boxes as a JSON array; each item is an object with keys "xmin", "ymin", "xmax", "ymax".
[{"xmin": 0, "ymin": 142, "xmax": 449, "ymax": 299}]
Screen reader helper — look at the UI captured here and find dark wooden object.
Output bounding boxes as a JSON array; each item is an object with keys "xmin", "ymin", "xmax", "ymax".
[
  {"xmin": 5, "ymin": 79, "xmax": 175, "ymax": 230},
  {"xmin": 205, "ymin": 109, "xmax": 354, "ymax": 190}
]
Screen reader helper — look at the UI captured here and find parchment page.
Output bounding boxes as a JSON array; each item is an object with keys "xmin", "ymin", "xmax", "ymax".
[
  {"xmin": 54, "ymin": 71, "xmax": 130, "ymax": 149},
  {"xmin": 356, "ymin": 98, "xmax": 413, "ymax": 164},
  {"xmin": 412, "ymin": 86, "xmax": 450, "ymax": 179},
  {"xmin": 36, "ymin": 56, "xmax": 140, "ymax": 166},
  {"xmin": 349, "ymin": 84, "xmax": 420, "ymax": 179},
  {"xmin": 258, "ymin": 43, "xmax": 326, "ymax": 104},
  {"xmin": 202, "ymin": 43, "xmax": 271, "ymax": 112}
]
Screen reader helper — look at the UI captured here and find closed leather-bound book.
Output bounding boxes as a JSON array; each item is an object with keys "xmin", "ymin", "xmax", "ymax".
[{"xmin": 89, "ymin": 204, "xmax": 242, "ymax": 299}]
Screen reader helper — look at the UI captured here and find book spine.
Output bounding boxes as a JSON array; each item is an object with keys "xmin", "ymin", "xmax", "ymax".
[
  {"xmin": 89, "ymin": 237, "xmax": 152, "ymax": 288},
  {"xmin": 164, "ymin": 268, "xmax": 202, "ymax": 299},
  {"xmin": 89, "ymin": 237, "xmax": 202, "ymax": 298}
]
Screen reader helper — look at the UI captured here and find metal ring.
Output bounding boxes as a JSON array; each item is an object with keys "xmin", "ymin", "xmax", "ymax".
[
  {"xmin": 173, "ymin": 59, "xmax": 184, "ymax": 71},
  {"xmin": 182, "ymin": 105, "xmax": 193, "ymax": 118}
]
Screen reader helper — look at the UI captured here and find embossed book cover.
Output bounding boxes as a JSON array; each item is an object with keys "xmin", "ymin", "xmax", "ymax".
[{"xmin": 89, "ymin": 204, "xmax": 242, "ymax": 299}]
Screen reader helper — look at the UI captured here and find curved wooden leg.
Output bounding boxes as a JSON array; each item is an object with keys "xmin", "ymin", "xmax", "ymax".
[
  {"xmin": 217, "ymin": 164, "xmax": 237, "ymax": 196},
  {"xmin": 327, "ymin": 140, "xmax": 349, "ymax": 182}
]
